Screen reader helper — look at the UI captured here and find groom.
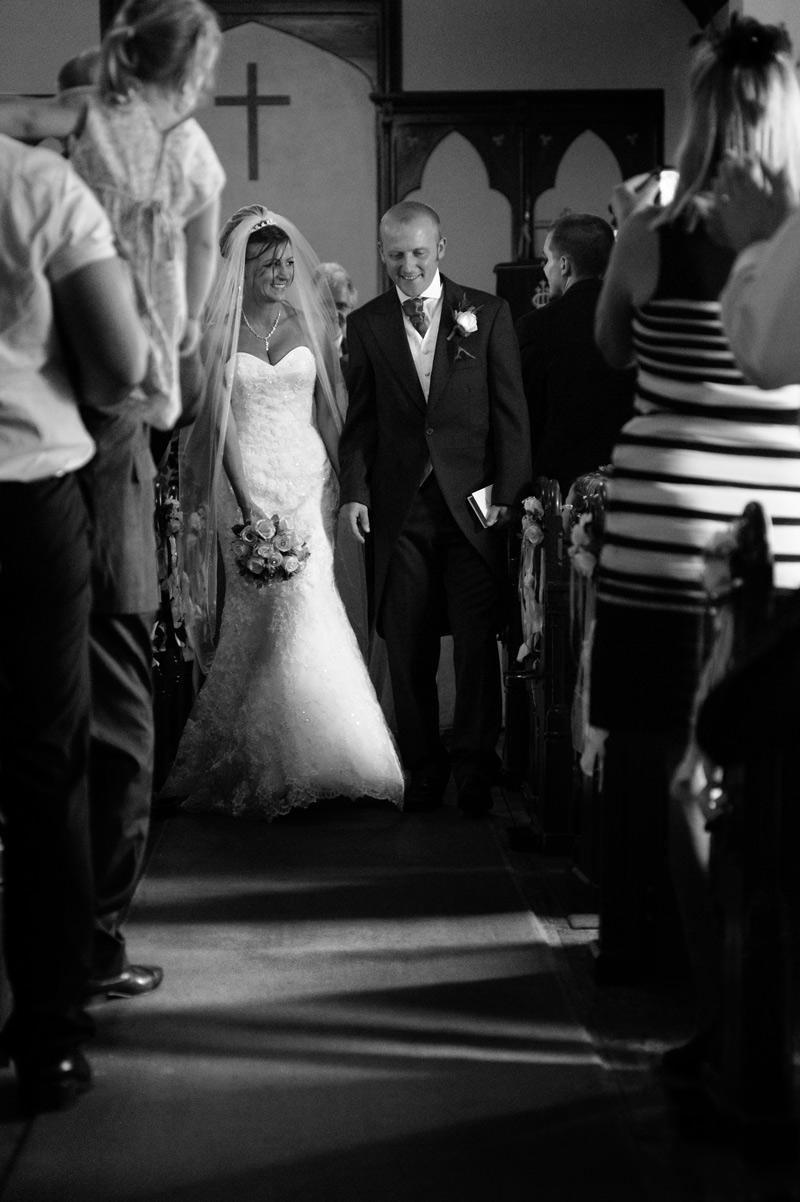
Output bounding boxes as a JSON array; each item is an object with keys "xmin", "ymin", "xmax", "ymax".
[{"xmin": 339, "ymin": 201, "xmax": 531, "ymax": 813}]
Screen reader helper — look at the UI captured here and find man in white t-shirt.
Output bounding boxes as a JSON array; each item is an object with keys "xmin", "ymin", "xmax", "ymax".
[{"xmin": 0, "ymin": 133, "xmax": 147, "ymax": 1112}]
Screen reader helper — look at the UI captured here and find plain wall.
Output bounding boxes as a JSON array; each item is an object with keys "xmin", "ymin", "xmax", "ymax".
[{"xmin": 401, "ymin": 0, "xmax": 700, "ymax": 164}]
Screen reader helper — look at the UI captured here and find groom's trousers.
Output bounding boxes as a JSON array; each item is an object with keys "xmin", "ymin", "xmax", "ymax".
[{"xmin": 381, "ymin": 474, "xmax": 503, "ymax": 785}]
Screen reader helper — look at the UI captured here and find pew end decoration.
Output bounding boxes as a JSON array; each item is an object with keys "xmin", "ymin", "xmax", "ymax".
[
  {"xmin": 564, "ymin": 470, "xmax": 609, "ymax": 781},
  {"xmin": 513, "ymin": 478, "xmax": 577, "ymax": 852},
  {"xmin": 153, "ymin": 460, "xmax": 196, "ymax": 662},
  {"xmin": 231, "ymin": 514, "xmax": 310, "ymax": 585},
  {"xmin": 517, "ymin": 493, "xmax": 545, "ymax": 662},
  {"xmin": 682, "ymin": 502, "xmax": 796, "ymax": 1140}
]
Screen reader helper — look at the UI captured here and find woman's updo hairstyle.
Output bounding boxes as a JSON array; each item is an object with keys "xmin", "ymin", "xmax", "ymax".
[
  {"xmin": 218, "ymin": 204, "xmax": 290, "ymax": 261},
  {"xmin": 667, "ymin": 15, "xmax": 800, "ymax": 222},
  {"xmin": 99, "ymin": 0, "xmax": 221, "ymax": 101}
]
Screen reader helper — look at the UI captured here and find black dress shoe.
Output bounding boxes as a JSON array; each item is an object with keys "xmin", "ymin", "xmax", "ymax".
[
  {"xmin": 15, "ymin": 1049, "xmax": 92, "ymax": 1114},
  {"xmin": 403, "ymin": 779, "xmax": 445, "ymax": 813},
  {"xmin": 87, "ymin": 964, "xmax": 164, "ymax": 1000},
  {"xmin": 656, "ymin": 1024, "xmax": 721, "ymax": 1085},
  {"xmin": 457, "ymin": 776, "xmax": 494, "ymax": 815}
]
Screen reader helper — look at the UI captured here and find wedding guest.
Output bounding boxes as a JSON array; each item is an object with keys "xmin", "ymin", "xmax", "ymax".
[
  {"xmin": 317, "ymin": 261, "xmax": 358, "ymax": 361},
  {"xmin": 75, "ymin": 0, "xmax": 222, "ymax": 1000},
  {"xmin": 591, "ymin": 16, "xmax": 800, "ymax": 1079},
  {"xmin": 0, "ymin": 0, "xmax": 225, "ymax": 430},
  {"xmin": 516, "ymin": 213, "xmax": 634, "ymax": 497},
  {"xmin": 339, "ymin": 201, "xmax": 531, "ymax": 815},
  {"xmin": 0, "ymin": 0, "xmax": 224, "ymax": 1001},
  {"xmin": 53, "ymin": 43, "xmax": 206, "ymax": 467},
  {"xmin": 0, "ymin": 133, "xmax": 147, "ymax": 1110}
]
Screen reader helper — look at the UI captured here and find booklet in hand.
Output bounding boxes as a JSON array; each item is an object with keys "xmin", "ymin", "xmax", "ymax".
[{"xmin": 467, "ymin": 484, "xmax": 493, "ymax": 528}]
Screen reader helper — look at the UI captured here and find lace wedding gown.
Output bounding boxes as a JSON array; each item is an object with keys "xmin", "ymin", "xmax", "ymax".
[{"xmin": 163, "ymin": 347, "xmax": 405, "ymax": 818}]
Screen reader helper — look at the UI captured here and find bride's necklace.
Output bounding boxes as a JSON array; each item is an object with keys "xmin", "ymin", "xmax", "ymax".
[{"xmin": 241, "ymin": 305, "xmax": 282, "ymax": 353}]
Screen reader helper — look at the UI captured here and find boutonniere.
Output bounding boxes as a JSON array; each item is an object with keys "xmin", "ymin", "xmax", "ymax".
[{"xmin": 447, "ymin": 292, "xmax": 482, "ymax": 343}]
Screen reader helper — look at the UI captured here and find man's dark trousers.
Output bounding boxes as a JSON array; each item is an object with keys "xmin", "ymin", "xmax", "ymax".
[
  {"xmin": 0, "ymin": 476, "xmax": 94, "ymax": 1055},
  {"xmin": 381, "ymin": 474, "xmax": 503, "ymax": 786}
]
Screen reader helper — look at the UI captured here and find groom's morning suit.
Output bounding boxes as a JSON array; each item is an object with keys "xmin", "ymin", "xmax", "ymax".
[{"xmin": 339, "ymin": 270, "xmax": 531, "ymax": 800}]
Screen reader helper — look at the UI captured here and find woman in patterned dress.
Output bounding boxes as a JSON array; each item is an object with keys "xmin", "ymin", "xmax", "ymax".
[
  {"xmin": 0, "ymin": 0, "xmax": 225, "ymax": 432},
  {"xmin": 591, "ymin": 17, "xmax": 800, "ymax": 1076}
]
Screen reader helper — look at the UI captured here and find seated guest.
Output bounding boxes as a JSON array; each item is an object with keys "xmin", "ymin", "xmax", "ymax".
[
  {"xmin": 0, "ymin": 132, "xmax": 147, "ymax": 1110},
  {"xmin": 516, "ymin": 214, "xmax": 634, "ymax": 498},
  {"xmin": 317, "ymin": 261, "xmax": 358, "ymax": 368}
]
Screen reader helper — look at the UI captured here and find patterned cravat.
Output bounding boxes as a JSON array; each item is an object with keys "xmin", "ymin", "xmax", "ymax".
[{"xmin": 402, "ymin": 296, "xmax": 429, "ymax": 337}]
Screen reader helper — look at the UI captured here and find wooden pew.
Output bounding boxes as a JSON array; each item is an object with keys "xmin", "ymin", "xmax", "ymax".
[
  {"xmin": 695, "ymin": 502, "xmax": 796, "ymax": 1152},
  {"xmin": 565, "ymin": 471, "xmax": 608, "ymax": 897},
  {"xmin": 578, "ymin": 469, "xmax": 687, "ymax": 983},
  {"xmin": 508, "ymin": 477, "xmax": 575, "ymax": 852}
]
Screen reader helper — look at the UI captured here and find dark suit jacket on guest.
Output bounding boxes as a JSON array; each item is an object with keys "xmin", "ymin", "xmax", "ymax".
[
  {"xmin": 516, "ymin": 277, "xmax": 635, "ymax": 498},
  {"xmin": 339, "ymin": 274, "xmax": 531, "ymax": 625},
  {"xmin": 79, "ymin": 405, "xmax": 159, "ymax": 615}
]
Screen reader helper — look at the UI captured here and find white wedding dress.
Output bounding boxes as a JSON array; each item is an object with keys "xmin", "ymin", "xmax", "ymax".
[{"xmin": 163, "ymin": 347, "xmax": 405, "ymax": 818}]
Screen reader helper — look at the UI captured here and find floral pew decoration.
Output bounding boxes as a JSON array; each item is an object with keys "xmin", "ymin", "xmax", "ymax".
[
  {"xmin": 517, "ymin": 493, "xmax": 545, "ymax": 663},
  {"xmin": 563, "ymin": 468, "xmax": 610, "ymax": 782},
  {"xmin": 153, "ymin": 460, "xmax": 198, "ymax": 664}
]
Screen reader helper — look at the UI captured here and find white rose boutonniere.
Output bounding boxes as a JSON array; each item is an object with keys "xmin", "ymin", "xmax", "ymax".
[
  {"xmin": 454, "ymin": 310, "xmax": 478, "ymax": 336},
  {"xmin": 447, "ymin": 292, "xmax": 482, "ymax": 360}
]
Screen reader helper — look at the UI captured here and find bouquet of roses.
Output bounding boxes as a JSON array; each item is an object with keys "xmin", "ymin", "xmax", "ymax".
[{"xmin": 231, "ymin": 513, "xmax": 309, "ymax": 585}]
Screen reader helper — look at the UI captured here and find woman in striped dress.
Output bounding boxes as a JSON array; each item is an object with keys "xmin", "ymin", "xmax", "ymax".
[{"xmin": 591, "ymin": 16, "xmax": 800, "ymax": 1076}]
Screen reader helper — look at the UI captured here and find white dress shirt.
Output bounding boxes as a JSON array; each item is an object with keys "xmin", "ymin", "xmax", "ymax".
[
  {"xmin": 720, "ymin": 208, "xmax": 800, "ymax": 389},
  {"xmin": 395, "ymin": 270, "xmax": 444, "ymax": 401},
  {"xmin": 0, "ymin": 135, "xmax": 116, "ymax": 481}
]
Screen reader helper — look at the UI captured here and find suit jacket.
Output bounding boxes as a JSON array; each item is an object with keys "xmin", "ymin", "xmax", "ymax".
[
  {"xmin": 339, "ymin": 274, "xmax": 531, "ymax": 622},
  {"xmin": 516, "ymin": 278, "xmax": 635, "ymax": 497},
  {"xmin": 79, "ymin": 403, "xmax": 159, "ymax": 614}
]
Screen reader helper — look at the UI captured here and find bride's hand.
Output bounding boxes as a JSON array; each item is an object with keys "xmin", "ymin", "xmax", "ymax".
[{"xmin": 244, "ymin": 503, "xmax": 268, "ymax": 525}]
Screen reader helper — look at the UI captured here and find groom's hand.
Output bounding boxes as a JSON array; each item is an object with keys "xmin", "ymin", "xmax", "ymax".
[
  {"xmin": 485, "ymin": 504, "xmax": 509, "ymax": 527},
  {"xmin": 341, "ymin": 502, "xmax": 370, "ymax": 544}
]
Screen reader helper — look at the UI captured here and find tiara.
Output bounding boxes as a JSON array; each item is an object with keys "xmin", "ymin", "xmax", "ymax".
[{"xmin": 251, "ymin": 217, "xmax": 275, "ymax": 231}]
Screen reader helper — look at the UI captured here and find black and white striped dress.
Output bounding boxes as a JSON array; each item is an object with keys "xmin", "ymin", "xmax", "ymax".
[{"xmin": 590, "ymin": 219, "xmax": 800, "ymax": 731}]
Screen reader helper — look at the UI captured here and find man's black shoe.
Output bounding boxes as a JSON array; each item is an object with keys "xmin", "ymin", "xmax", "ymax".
[
  {"xmin": 457, "ymin": 776, "xmax": 494, "ymax": 816},
  {"xmin": 87, "ymin": 964, "xmax": 164, "ymax": 1001},
  {"xmin": 403, "ymin": 779, "xmax": 445, "ymax": 812},
  {"xmin": 15, "ymin": 1049, "xmax": 92, "ymax": 1114},
  {"xmin": 655, "ymin": 1023, "xmax": 721, "ymax": 1086}
]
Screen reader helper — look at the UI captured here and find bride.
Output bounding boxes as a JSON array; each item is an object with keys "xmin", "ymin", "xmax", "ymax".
[{"xmin": 162, "ymin": 204, "xmax": 404, "ymax": 818}]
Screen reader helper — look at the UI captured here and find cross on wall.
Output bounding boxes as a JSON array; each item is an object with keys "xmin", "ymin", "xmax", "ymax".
[{"xmin": 214, "ymin": 62, "xmax": 290, "ymax": 181}]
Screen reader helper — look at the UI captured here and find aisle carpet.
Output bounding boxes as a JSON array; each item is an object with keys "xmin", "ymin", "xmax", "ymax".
[{"xmin": 0, "ymin": 797, "xmax": 658, "ymax": 1202}]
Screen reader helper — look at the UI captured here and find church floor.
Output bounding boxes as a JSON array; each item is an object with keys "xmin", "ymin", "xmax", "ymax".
[{"xmin": 0, "ymin": 785, "xmax": 796, "ymax": 1201}]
